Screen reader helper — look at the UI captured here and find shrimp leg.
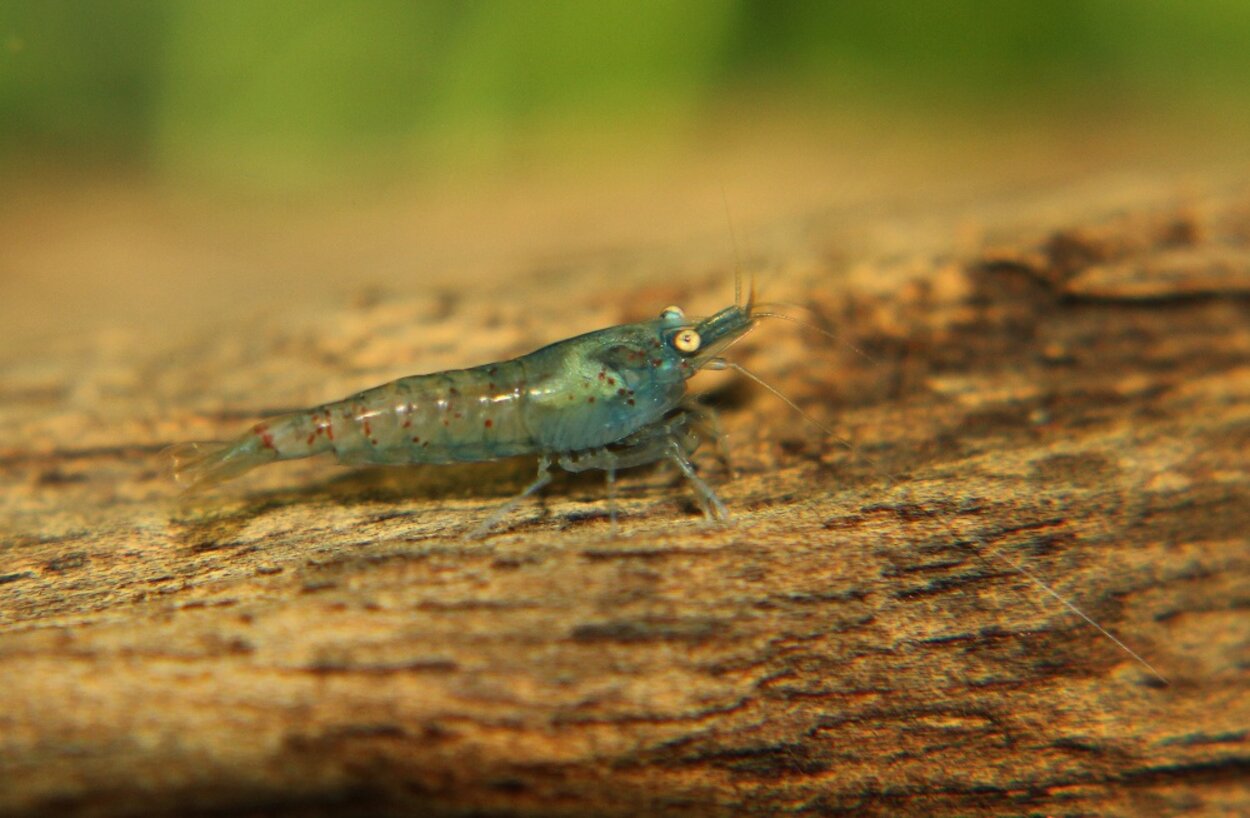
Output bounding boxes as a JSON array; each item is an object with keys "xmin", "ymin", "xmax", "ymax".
[
  {"xmin": 560, "ymin": 409, "xmax": 729, "ymax": 522},
  {"xmin": 469, "ymin": 455, "xmax": 555, "ymax": 539},
  {"xmin": 471, "ymin": 408, "xmax": 726, "ymax": 538},
  {"xmin": 662, "ymin": 437, "xmax": 730, "ymax": 522}
]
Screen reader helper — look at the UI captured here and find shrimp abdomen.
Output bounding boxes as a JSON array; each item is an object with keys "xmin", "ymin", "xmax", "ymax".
[{"xmin": 323, "ymin": 362, "xmax": 537, "ymax": 465}]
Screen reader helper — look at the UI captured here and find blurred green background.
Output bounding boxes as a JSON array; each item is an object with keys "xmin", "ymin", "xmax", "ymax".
[{"xmin": 3, "ymin": 0, "xmax": 1249, "ymax": 189}]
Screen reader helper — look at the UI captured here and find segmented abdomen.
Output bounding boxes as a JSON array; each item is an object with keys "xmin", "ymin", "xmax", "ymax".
[{"xmin": 260, "ymin": 360, "xmax": 537, "ymax": 466}]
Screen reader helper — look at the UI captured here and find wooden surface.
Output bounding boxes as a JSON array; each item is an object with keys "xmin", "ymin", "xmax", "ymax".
[{"xmin": 2, "ymin": 176, "xmax": 1249, "ymax": 817}]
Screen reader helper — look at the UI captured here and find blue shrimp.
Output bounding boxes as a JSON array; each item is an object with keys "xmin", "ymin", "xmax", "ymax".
[
  {"xmin": 168, "ymin": 276, "xmax": 1170, "ymax": 681},
  {"xmin": 166, "ymin": 291, "xmax": 760, "ymax": 535}
]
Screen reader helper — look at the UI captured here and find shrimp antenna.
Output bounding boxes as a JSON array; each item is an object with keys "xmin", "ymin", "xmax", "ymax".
[
  {"xmin": 713, "ymin": 361, "xmax": 841, "ymax": 447},
  {"xmin": 972, "ymin": 540, "xmax": 1169, "ymax": 684},
  {"xmin": 717, "ymin": 359, "xmax": 1168, "ymax": 684},
  {"xmin": 750, "ymin": 304, "xmax": 878, "ymax": 365},
  {"xmin": 720, "ymin": 186, "xmax": 753, "ymax": 310}
]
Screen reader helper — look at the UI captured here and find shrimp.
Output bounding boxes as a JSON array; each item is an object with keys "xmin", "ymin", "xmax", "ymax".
[
  {"xmin": 167, "ymin": 270, "xmax": 1168, "ymax": 681},
  {"xmin": 166, "ymin": 293, "xmax": 759, "ymax": 536}
]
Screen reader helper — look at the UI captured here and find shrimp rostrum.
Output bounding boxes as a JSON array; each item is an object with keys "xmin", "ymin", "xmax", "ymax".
[{"xmin": 168, "ymin": 295, "xmax": 760, "ymax": 535}]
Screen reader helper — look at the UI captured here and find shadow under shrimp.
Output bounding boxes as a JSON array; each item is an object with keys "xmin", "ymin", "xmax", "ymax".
[{"xmin": 170, "ymin": 451, "xmax": 708, "ymax": 541}]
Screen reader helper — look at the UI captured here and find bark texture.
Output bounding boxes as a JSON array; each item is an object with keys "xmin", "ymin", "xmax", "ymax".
[{"xmin": 1, "ymin": 178, "xmax": 1248, "ymax": 817}]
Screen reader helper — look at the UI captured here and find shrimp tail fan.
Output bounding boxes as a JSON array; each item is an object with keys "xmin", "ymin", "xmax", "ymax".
[{"xmin": 162, "ymin": 441, "xmax": 269, "ymax": 491}]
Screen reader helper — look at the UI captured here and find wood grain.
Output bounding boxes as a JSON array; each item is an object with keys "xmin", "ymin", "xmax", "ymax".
[{"xmin": 1, "ymin": 178, "xmax": 1248, "ymax": 817}]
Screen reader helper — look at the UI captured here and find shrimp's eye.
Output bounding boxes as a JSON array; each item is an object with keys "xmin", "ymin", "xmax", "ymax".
[
  {"xmin": 660, "ymin": 305, "xmax": 685, "ymax": 321},
  {"xmin": 673, "ymin": 329, "xmax": 701, "ymax": 353}
]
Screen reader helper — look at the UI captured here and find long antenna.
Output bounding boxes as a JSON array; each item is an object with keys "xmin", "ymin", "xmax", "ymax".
[
  {"xmin": 751, "ymin": 306, "xmax": 878, "ymax": 365},
  {"xmin": 974, "ymin": 539, "xmax": 1168, "ymax": 683},
  {"xmin": 718, "ymin": 358, "xmax": 1169, "ymax": 685},
  {"xmin": 720, "ymin": 185, "xmax": 745, "ymax": 308}
]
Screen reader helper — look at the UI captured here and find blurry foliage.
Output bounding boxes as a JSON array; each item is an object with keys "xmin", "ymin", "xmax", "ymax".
[{"xmin": 2, "ymin": 1, "xmax": 1248, "ymax": 184}]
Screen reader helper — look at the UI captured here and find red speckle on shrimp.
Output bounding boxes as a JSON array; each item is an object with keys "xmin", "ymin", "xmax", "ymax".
[{"xmin": 253, "ymin": 422, "xmax": 276, "ymax": 450}]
